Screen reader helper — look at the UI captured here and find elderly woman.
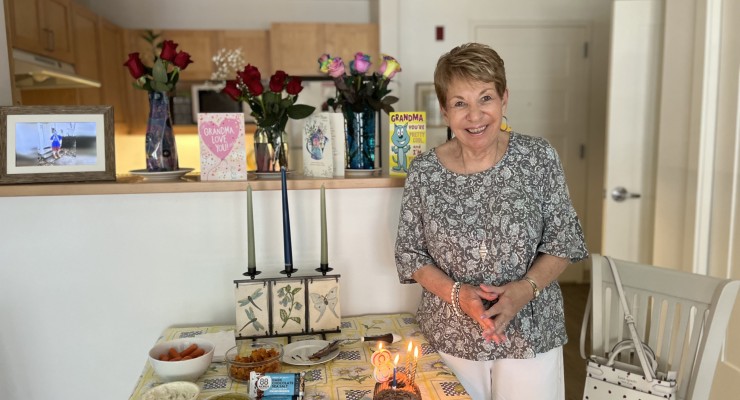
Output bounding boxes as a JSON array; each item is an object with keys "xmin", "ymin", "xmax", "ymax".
[{"xmin": 395, "ymin": 43, "xmax": 588, "ymax": 399}]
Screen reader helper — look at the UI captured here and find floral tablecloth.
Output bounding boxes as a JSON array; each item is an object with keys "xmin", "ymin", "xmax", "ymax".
[{"xmin": 129, "ymin": 313, "xmax": 470, "ymax": 400}]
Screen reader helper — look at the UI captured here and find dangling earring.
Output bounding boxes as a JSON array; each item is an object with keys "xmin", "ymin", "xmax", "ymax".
[{"xmin": 500, "ymin": 116, "xmax": 512, "ymax": 132}]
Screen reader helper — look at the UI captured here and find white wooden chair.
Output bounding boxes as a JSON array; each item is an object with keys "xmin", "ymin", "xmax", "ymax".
[{"xmin": 581, "ymin": 254, "xmax": 740, "ymax": 400}]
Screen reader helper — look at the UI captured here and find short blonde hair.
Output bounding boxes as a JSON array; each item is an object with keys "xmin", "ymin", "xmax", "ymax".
[{"xmin": 433, "ymin": 43, "xmax": 507, "ymax": 108}]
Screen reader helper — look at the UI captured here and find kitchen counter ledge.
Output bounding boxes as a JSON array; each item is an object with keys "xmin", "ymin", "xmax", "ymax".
[{"xmin": 0, "ymin": 173, "xmax": 406, "ymax": 197}]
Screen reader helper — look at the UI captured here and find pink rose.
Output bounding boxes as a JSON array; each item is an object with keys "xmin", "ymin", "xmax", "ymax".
[
  {"xmin": 285, "ymin": 77, "xmax": 303, "ymax": 95},
  {"xmin": 327, "ymin": 57, "xmax": 346, "ymax": 78},
  {"xmin": 173, "ymin": 51, "xmax": 193, "ymax": 70},
  {"xmin": 379, "ymin": 55, "xmax": 402, "ymax": 79},
  {"xmin": 159, "ymin": 40, "xmax": 178, "ymax": 62},
  {"xmin": 123, "ymin": 52, "xmax": 146, "ymax": 79},
  {"xmin": 350, "ymin": 52, "xmax": 371, "ymax": 74}
]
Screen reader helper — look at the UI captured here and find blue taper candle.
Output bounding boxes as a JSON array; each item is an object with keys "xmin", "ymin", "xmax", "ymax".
[{"xmin": 281, "ymin": 167, "xmax": 293, "ymax": 272}]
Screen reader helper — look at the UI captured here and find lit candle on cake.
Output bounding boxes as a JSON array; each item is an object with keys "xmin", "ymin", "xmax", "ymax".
[
  {"xmin": 410, "ymin": 346, "xmax": 419, "ymax": 386},
  {"xmin": 405, "ymin": 340, "xmax": 413, "ymax": 378},
  {"xmin": 280, "ymin": 167, "xmax": 295, "ymax": 276},
  {"xmin": 392, "ymin": 354, "xmax": 399, "ymax": 389},
  {"xmin": 371, "ymin": 342, "xmax": 392, "ymax": 367}
]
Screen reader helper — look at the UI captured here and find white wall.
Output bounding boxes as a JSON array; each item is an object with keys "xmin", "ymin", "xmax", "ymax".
[{"xmin": 0, "ymin": 187, "xmax": 419, "ymax": 400}]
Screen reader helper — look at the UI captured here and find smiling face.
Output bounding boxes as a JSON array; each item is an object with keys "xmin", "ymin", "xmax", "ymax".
[{"xmin": 442, "ymin": 78, "xmax": 508, "ymax": 152}]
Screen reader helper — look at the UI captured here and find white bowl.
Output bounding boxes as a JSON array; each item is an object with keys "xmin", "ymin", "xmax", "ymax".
[
  {"xmin": 148, "ymin": 338, "xmax": 215, "ymax": 382},
  {"xmin": 141, "ymin": 381, "xmax": 200, "ymax": 400}
]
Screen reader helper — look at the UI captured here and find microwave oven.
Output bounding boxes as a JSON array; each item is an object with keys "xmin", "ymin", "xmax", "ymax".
[{"xmin": 190, "ymin": 82, "xmax": 253, "ymax": 122}]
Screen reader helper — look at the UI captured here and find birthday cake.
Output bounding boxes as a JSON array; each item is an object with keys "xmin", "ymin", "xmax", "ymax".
[{"xmin": 373, "ymin": 372, "xmax": 421, "ymax": 400}]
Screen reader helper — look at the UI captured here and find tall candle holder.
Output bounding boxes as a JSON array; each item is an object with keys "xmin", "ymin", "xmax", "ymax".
[
  {"xmin": 243, "ymin": 185, "xmax": 262, "ymax": 279},
  {"xmin": 316, "ymin": 184, "xmax": 333, "ymax": 275}
]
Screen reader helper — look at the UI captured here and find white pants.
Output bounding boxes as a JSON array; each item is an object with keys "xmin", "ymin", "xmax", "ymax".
[{"xmin": 438, "ymin": 346, "xmax": 564, "ymax": 400}]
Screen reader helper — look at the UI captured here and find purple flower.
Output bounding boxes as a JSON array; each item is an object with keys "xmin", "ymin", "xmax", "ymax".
[{"xmin": 349, "ymin": 52, "xmax": 371, "ymax": 74}]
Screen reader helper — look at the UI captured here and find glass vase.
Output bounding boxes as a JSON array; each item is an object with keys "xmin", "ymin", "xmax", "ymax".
[
  {"xmin": 344, "ymin": 106, "xmax": 378, "ymax": 169},
  {"xmin": 254, "ymin": 123, "xmax": 289, "ymax": 172},
  {"xmin": 145, "ymin": 91, "xmax": 179, "ymax": 171}
]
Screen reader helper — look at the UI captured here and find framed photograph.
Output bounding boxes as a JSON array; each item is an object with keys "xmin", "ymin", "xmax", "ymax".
[
  {"xmin": 0, "ymin": 105, "xmax": 115, "ymax": 184},
  {"xmin": 415, "ymin": 82, "xmax": 444, "ymax": 127}
]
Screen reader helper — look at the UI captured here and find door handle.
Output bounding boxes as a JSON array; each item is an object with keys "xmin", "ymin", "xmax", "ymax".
[{"xmin": 611, "ymin": 186, "xmax": 641, "ymax": 202}]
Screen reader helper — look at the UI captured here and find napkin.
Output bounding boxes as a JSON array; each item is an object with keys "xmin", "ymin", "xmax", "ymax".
[{"xmin": 196, "ymin": 330, "xmax": 237, "ymax": 362}]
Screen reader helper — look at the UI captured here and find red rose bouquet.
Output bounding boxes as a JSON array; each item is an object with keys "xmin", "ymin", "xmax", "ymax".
[
  {"xmin": 223, "ymin": 65, "xmax": 315, "ymax": 171},
  {"xmin": 123, "ymin": 33, "xmax": 193, "ymax": 93},
  {"xmin": 222, "ymin": 65, "xmax": 315, "ymax": 131}
]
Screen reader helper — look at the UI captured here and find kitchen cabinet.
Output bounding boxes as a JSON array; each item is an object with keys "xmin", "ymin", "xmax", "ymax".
[
  {"xmin": 98, "ymin": 18, "xmax": 129, "ymax": 132},
  {"xmin": 269, "ymin": 23, "xmax": 323, "ymax": 76},
  {"xmin": 7, "ymin": 0, "xmax": 75, "ymax": 64},
  {"xmin": 216, "ymin": 30, "xmax": 271, "ymax": 75},
  {"xmin": 270, "ymin": 23, "xmax": 379, "ymax": 76},
  {"xmin": 70, "ymin": 2, "xmax": 101, "ymax": 105}
]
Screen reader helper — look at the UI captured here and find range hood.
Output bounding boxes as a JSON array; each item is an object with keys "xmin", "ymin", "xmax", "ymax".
[{"xmin": 13, "ymin": 49, "xmax": 101, "ymax": 90}]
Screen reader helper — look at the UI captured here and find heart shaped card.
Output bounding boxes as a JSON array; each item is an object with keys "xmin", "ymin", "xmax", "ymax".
[{"xmin": 197, "ymin": 113, "xmax": 247, "ymax": 181}]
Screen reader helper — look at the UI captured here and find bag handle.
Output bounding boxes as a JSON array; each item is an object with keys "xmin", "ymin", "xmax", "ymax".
[
  {"xmin": 606, "ymin": 339, "xmax": 658, "ymax": 371},
  {"xmin": 605, "ymin": 256, "xmax": 656, "ymax": 381}
]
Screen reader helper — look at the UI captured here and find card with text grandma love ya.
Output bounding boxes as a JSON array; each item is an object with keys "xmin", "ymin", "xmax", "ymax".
[{"xmin": 197, "ymin": 113, "xmax": 247, "ymax": 181}]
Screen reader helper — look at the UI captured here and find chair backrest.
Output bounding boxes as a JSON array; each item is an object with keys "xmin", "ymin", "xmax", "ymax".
[{"xmin": 587, "ymin": 254, "xmax": 740, "ymax": 400}]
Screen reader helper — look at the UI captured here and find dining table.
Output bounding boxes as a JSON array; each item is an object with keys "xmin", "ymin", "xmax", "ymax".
[{"xmin": 129, "ymin": 312, "xmax": 471, "ymax": 400}]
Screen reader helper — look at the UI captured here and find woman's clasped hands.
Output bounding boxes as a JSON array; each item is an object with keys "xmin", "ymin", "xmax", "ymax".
[{"xmin": 457, "ymin": 280, "xmax": 534, "ymax": 343}]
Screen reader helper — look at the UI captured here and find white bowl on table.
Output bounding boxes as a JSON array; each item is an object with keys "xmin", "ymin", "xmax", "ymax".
[
  {"xmin": 141, "ymin": 381, "xmax": 200, "ymax": 400},
  {"xmin": 148, "ymin": 337, "xmax": 215, "ymax": 382}
]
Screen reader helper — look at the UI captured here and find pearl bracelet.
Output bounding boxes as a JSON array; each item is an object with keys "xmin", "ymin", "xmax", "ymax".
[{"xmin": 450, "ymin": 281, "xmax": 463, "ymax": 316}]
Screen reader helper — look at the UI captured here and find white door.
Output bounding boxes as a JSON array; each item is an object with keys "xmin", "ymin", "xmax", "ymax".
[
  {"xmin": 601, "ymin": 0, "xmax": 663, "ymax": 262},
  {"xmin": 474, "ymin": 23, "xmax": 590, "ymax": 231}
]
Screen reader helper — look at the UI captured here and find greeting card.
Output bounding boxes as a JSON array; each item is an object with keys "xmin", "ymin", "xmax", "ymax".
[
  {"xmin": 302, "ymin": 113, "xmax": 334, "ymax": 178},
  {"xmin": 389, "ymin": 111, "xmax": 426, "ymax": 176},
  {"xmin": 197, "ymin": 113, "xmax": 247, "ymax": 181}
]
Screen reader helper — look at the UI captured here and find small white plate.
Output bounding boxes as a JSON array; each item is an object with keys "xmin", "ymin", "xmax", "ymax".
[
  {"xmin": 345, "ymin": 168, "xmax": 381, "ymax": 177},
  {"xmin": 130, "ymin": 168, "xmax": 194, "ymax": 182},
  {"xmin": 141, "ymin": 381, "xmax": 199, "ymax": 400},
  {"xmin": 254, "ymin": 170, "xmax": 293, "ymax": 179},
  {"xmin": 281, "ymin": 339, "xmax": 340, "ymax": 366}
]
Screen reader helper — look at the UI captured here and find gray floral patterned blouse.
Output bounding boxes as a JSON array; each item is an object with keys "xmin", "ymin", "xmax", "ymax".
[{"xmin": 395, "ymin": 132, "xmax": 588, "ymax": 360}]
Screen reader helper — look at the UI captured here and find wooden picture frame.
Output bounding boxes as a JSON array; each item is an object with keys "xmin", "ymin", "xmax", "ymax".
[
  {"xmin": 0, "ymin": 105, "xmax": 115, "ymax": 184},
  {"xmin": 415, "ymin": 82, "xmax": 444, "ymax": 127}
]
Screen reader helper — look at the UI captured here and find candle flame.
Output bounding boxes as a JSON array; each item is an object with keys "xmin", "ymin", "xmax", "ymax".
[
  {"xmin": 378, "ymin": 342, "xmax": 383, "ymax": 350},
  {"xmin": 414, "ymin": 346, "xmax": 419, "ymax": 358},
  {"xmin": 394, "ymin": 354, "xmax": 399, "ymax": 365},
  {"xmin": 407, "ymin": 340, "xmax": 413, "ymax": 352}
]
